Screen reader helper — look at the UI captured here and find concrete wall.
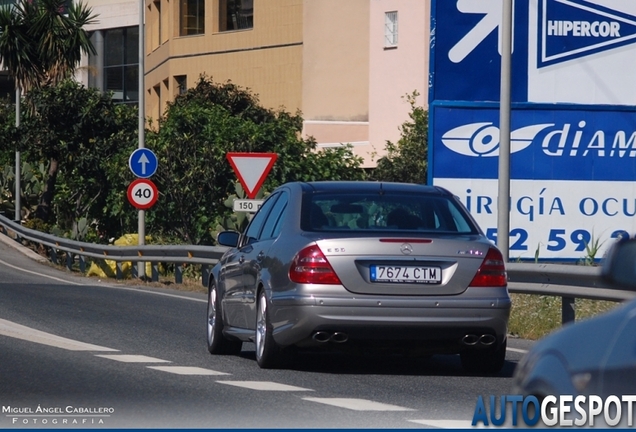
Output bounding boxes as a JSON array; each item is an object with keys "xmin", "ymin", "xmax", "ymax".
[
  {"xmin": 78, "ymin": 0, "xmax": 430, "ymax": 168},
  {"xmin": 368, "ymin": 0, "xmax": 428, "ymax": 164},
  {"xmin": 145, "ymin": 0, "xmax": 303, "ymax": 119},
  {"xmin": 301, "ymin": 0, "xmax": 371, "ymax": 165},
  {"xmin": 302, "ymin": 0, "xmax": 428, "ymax": 168}
]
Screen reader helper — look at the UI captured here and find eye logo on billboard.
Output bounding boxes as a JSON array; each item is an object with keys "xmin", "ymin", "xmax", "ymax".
[
  {"xmin": 441, "ymin": 123, "xmax": 553, "ymax": 157},
  {"xmin": 538, "ymin": 0, "xmax": 636, "ymax": 68}
]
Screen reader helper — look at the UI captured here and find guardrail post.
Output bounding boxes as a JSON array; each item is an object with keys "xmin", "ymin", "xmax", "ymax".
[
  {"xmin": 201, "ymin": 265, "xmax": 209, "ymax": 287},
  {"xmin": 152, "ymin": 263, "xmax": 159, "ymax": 282},
  {"xmin": 562, "ymin": 296, "xmax": 575, "ymax": 324},
  {"xmin": 79, "ymin": 255, "xmax": 86, "ymax": 273},
  {"xmin": 50, "ymin": 247, "xmax": 58, "ymax": 265},
  {"xmin": 116, "ymin": 262, "xmax": 123, "ymax": 280},
  {"xmin": 175, "ymin": 264, "xmax": 183, "ymax": 284},
  {"xmin": 66, "ymin": 252, "xmax": 73, "ymax": 271}
]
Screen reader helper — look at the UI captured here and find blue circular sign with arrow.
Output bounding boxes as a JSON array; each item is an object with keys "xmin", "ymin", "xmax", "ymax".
[{"xmin": 128, "ymin": 148, "xmax": 158, "ymax": 178}]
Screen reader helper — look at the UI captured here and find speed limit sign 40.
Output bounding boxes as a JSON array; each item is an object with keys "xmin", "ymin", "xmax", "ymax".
[{"xmin": 127, "ymin": 178, "xmax": 159, "ymax": 210}]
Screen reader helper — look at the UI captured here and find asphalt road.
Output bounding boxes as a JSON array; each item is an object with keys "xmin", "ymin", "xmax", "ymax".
[{"xmin": 0, "ymin": 237, "xmax": 533, "ymax": 429}]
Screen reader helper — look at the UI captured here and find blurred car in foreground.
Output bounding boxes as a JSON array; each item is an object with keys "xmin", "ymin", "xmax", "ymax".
[
  {"xmin": 207, "ymin": 181, "xmax": 511, "ymax": 372},
  {"xmin": 512, "ymin": 238, "xmax": 636, "ymax": 397}
]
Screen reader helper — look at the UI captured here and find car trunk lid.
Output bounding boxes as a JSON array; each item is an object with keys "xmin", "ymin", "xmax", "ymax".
[{"xmin": 315, "ymin": 236, "xmax": 495, "ymax": 296}]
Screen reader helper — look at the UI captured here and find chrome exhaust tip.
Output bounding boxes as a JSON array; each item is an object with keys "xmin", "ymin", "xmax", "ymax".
[
  {"xmin": 330, "ymin": 332, "xmax": 349, "ymax": 343},
  {"xmin": 479, "ymin": 334, "xmax": 496, "ymax": 346},
  {"xmin": 312, "ymin": 331, "xmax": 332, "ymax": 343},
  {"xmin": 462, "ymin": 334, "xmax": 479, "ymax": 346}
]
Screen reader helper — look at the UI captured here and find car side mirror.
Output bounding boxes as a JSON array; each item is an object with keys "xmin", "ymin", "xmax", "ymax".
[
  {"xmin": 217, "ymin": 231, "xmax": 240, "ymax": 247},
  {"xmin": 602, "ymin": 239, "xmax": 636, "ymax": 290}
]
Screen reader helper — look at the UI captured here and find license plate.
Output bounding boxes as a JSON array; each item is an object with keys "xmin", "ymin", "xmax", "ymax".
[{"xmin": 370, "ymin": 265, "xmax": 441, "ymax": 284}]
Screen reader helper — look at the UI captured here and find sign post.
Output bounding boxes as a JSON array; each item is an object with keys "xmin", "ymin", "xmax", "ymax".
[
  {"xmin": 129, "ymin": 148, "xmax": 158, "ymax": 279},
  {"xmin": 137, "ymin": 5, "xmax": 146, "ymax": 279}
]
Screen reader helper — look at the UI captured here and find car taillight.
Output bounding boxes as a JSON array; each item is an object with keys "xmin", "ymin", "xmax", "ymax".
[
  {"xmin": 289, "ymin": 244, "xmax": 341, "ymax": 284},
  {"xmin": 469, "ymin": 247, "xmax": 507, "ymax": 287}
]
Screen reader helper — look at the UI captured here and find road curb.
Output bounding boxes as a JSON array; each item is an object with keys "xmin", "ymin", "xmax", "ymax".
[{"xmin": 0, "ymin": 231, "xmax": 49, "ymax": 264}]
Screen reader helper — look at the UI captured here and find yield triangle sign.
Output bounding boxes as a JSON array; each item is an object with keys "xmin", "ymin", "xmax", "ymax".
[{"xmin": 226, "ymin": 152, "xmax": 278, "ymax": 199}]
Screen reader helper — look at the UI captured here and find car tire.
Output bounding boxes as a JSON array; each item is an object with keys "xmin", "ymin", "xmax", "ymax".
[
  {"xmin": 207, "ymin": 282, "xmax": 242, "ymax": 355},
  {"xmin": 460, "ymin": 338, "xmax": 506, "ymax": 374},
  {"xmin": 255, "ymin": 290, "xmax": 282, "ymax": 369}
]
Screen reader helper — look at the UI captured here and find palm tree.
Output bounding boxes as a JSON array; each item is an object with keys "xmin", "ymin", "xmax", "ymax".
[{"xmin": 0, "ymin": 0, "xmax": 97, "ymax": 221}]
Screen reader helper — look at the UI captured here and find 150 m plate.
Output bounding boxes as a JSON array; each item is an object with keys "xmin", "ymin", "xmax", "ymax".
[{"xmin": 370, "ymin": 265, "xmax": 441, "ymax": 284}]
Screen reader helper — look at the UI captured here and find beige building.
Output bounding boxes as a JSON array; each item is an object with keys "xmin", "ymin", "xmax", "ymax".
[{"xmin": 84, "ymin": 0, "xmax": 430, "ymax": 167}]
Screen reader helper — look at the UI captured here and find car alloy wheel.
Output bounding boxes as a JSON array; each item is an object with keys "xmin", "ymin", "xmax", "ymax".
[
  {"xmin": 255, "ymin": 290, "xmax": 281, "ymax": 368},
  {"xmin": 207, "ymin": 282, "xmax": 241, "ymax": 355}
]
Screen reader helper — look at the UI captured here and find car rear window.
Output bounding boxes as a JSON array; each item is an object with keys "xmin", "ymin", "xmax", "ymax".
[{"xmin": 302, "ymin": 193, "xmax": 478, "ymax": 234}]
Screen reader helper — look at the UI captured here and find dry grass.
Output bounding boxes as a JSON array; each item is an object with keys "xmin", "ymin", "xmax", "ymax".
[
  {"xmin": 43, "ymin": 254, "xmax": 208, "ymax": 294},
  {"xmin": 508, "ymin": 293, "xmax": 620, "ymax": 340}
]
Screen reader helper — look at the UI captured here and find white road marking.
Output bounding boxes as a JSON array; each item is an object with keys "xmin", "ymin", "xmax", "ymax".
[
  {"xmin": 0, "ymin": 318, "xmax": 118, "ymax": 352},
  {"xmin": 101, "ymin": 284, "xmax": 207, "ymax": 303},
  {"xmin": 216, "ymin": 381, "xmax": 312, "ymax": 391},
  {"xmin": 0, "ymin": 251, "xmax": 205, "ymax": 303},
  {"xmin": 302, "ymin": 397, "xmax": 414, "ymax": 411},
  {"xmin": 409, "ymin": 419, "xmax": 487, "ymax": 428},
  {"xmin": 506, "ymin": 347, "xmax": 528, "ymax": 354},
  {"xmin": 95, "ymin": 354, "xmax": 171, "ymax": 363},
  {"xmin": 0, "ymin": 257, "xmax": 87, "ymax": 286},
  {"xmin": 147, "ymin": 366, "xmax": 231, "ymax": 375}
]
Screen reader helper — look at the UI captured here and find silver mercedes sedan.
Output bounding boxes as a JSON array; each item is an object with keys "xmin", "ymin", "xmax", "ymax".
[{"xmin": 207, "ymin": 181, "xmax": 511, "ymax": 373}]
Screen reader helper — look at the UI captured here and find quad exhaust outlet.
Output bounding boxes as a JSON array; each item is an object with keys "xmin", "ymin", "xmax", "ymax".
[
  {"xmin": 461, "ymin": 334, "xmax": 496, "ymax": 346},
  {"xmin": 312, "ymin": 331, "xmax": 349, "ymax": 343}
]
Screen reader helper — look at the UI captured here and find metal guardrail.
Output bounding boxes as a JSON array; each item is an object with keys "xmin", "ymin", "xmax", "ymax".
[
  {"xmin": 506, "ymin": 262, "xmax": 636, "ymax": 324},
  {"xmin": 0, "ymin": 214, "xmax": 227, "ymax": 286},
  {"xmin": 1, "ymin": 214, "xmax": 634, "ymax": 324}
]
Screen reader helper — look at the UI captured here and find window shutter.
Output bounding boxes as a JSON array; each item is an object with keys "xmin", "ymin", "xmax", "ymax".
[{"xmin": 385, "ymin": 11, "xmax": 398, "ymax": 47}]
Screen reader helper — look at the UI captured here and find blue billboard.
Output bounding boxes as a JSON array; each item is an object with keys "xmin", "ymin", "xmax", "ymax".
[{"xmin": 429, "ymin": 0, "xmax": 636, "ymax": 260}]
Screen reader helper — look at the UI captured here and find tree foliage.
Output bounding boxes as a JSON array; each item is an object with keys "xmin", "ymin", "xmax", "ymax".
[
  {"xmin": 147, "ymin": 76, "xmax": 366, "ymax": 244},
  {"xmin": 18, "ymin": 80, "xmax": 138, "ymax": 235},
  {"xmin": 0, "ymin": 0, "xmax": 97, "ymax": 92},
  {"xmin": 0, "ymin": 76, "xmax": 368, "ymax": 244},
  {"xmin": 371, "ymin": 91, "xmax": 428, "ymax": 184},
  {"xmin": 0, "ymin": 0, "xmax": 97, "ymax": 223}
]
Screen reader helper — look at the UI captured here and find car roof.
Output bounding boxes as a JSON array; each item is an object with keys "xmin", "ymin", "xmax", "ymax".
[{"xmin": 288, "ymin": 181, "xmax": 452, "ymax": 196}]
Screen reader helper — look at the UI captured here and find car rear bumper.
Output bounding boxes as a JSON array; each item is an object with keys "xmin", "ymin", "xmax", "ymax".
[{"xmin": 269, "ymin": 288, "xmax": 511, "ymax": 348}]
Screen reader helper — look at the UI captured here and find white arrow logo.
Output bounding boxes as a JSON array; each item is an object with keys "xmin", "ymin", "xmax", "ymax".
[
  {"xmin": 137, "ymin": 153, "xmax": 150, "ymax": 175},
  {"xmin": 449, "ymin": 0, "xmax": 515, "ymax": 63}
]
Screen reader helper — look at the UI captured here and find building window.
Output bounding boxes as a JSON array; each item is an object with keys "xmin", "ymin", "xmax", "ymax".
[
  {"xmin": 152, "ymin": 84, "xmax": 161, "ymax": 119},
  {"xmin": 219, "ymin": 0, "xmax": 253, "ymax": 32},
  {"xmin": 175, "ymin": 75, "xmax": 187, "ymax": 95},
  {"xmin": 385, "ymin": 11, "xmax": 398, "ymax": 48},
  {"xmin": 96, "ymin": 27, "xmax": 139, "ymax": 104},
  {"xmin": 153, "ymin": 0, "xmax": 161, "ymax": 47},
  {"xmin": 180, "ymin": 0, "xmax": 204, "ymax": 36}
]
